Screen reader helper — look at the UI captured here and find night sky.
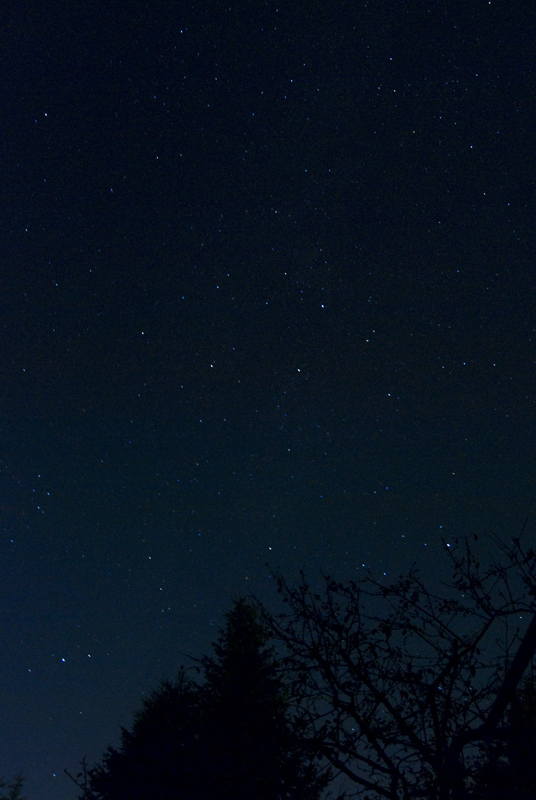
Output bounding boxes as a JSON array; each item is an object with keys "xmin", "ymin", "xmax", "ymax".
[{"xmin": 1, "ymin": 1, "xmax": 536, "ymax": 798}]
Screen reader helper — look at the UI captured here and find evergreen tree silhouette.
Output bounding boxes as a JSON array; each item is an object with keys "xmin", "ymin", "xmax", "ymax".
[
  {"xmin": 198, "ymin": 597, "xmax": 328, "ymax": 800},
  {"xmin": 77, "ymin": 598, "xmax": 328, "ymax": 800},
  {"xmin": 0, "ymin": 773, "xmax": 26, "ymax": 800},
  {"xmin": 85, "ymin": 670, "xmax": 205, "ymax": 800}
]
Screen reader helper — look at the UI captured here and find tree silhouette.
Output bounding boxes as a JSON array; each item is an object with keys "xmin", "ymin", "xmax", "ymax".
[
  {"xmin": 197, "ymin": 597, "xmax": 329, "ymax": 800},
  {"xmin": 0, "ymin": 774, "xmax": 25, "ymax": 800},
  {"xmin": 74, "ymin": 598, "xmax": 329, "ymax": 800},
  {"xmin": 83, "ymin": 670, "xmax": 205, "ymax": 800},
  {"xmin": 258, "ymin": 530, "xmax": 536, "ymax": 800},
  {"xmin": 472, "ymin": 674, "xmax": 536, "ymax": 800}
]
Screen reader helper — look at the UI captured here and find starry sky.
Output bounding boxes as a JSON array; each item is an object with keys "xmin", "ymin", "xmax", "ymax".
[{"xmin": 1, "ymin": 1, "xmax": 535, "ymax": 798}]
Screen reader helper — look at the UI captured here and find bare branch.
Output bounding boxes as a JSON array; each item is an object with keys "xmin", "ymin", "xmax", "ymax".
[{"xmin": 259, "ymin": 530, "xmax": 536, "ymax": 800}]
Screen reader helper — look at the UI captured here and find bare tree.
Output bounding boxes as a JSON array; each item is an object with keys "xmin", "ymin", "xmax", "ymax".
[{"xmin": 259, "ymin": 528, "xmax": 536, "ymax": 800}]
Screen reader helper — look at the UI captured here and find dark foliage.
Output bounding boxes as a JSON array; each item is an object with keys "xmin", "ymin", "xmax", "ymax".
[
  {"xmin": 74, "ymin": 598, "xmax": 329, "ymax": 800},
  {"xmin": 85, "ymin": 671, "xmax": 205, "ymax": 800},
  {"xmin": 258, "ymin": 530, "xmax": 536, "ymax": 800},
  {"xmin": 472, "ymin": 674, "xmax": 536, "ymax": 800},
  {"xmin": 0, "ymin": 774, "xmax": 25, "ymax": 800},
  {"xmin": 197, "ymin": 598, "xmax": 329, "ymax": 800}
]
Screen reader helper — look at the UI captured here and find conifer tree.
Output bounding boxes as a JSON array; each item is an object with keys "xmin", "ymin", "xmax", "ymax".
[
  {"xmin": 0, "ymin": 773, "xmax": 26, "ymax": 800},
  {"xmin": 75, "ymin": 598, "xmax": 329, "ymax": 800},
  {"xmin": 198, "ymin": 597, "xmax": 328, "ymax": 800}
]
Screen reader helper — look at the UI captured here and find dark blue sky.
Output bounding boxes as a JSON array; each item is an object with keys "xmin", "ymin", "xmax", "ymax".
[{"xmin": 1, "ymin": 1, "xmax": 535, "ymax": 798}]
